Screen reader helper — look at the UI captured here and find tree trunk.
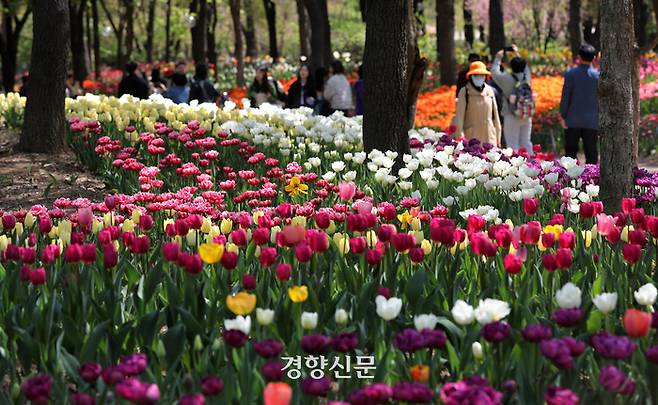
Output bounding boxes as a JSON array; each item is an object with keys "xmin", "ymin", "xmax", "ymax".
[
  {"xmin": 85, "ymin": 3, "xmax": 92, "ymax": 72},
  {"xmin": 479, "ymin": 24, "xmax": 486, "ymax": 43},
  {"xmin": 263, "ymin": 0, "xmax": 279, "ymax": 60},
  {"xmin": 303, "ymin": 0, "xmax": 332, "ymax": 72},
  {"xmin": 207, "ymin": 0, "xmax": 217, "ymax": 71},
  {"xmin": 243, "ymin": 0, "xmax": 258, "ymax": 59},
  {"xmin": 414, "ymin": 0, "xmax": 425, "ymax": 35},
  {"xmin": 488, "ymin": 0, "xmax": 505, "ymax": 55},
  {"xmin": 91, "ymin": 0, "xmax": 100, "ymax": 77},
  {"xmin": 296, "ymin": 0, "xmax": 311, "ymax": 59},
  {"xmin": 165, "ymin": 0, "xmax": 172, "ymax": 61},
  {"xmin": 190, "ymin": 0, "xmax": 207, "ymax": 62},
  {"xmin": 145, "ymin": 0, "xmax": 156, "ymax": 62},
  {"xmin": 568, "ymin": 0, "xmax": 582, "ymax": 61},
  {"xmin": 1, "ymin": 9, "xmax": 31, "ymax": 93},
  {"xmin": 599, "ymin": 0, "xmax": 635, "ymax": 213},
  {"xmin": 19, "ymin": 0, "xmax": 70, "ymax": 153},
  {"xmin": 436, "ymin": 0, "xmax": 456, "ymax": 86},
  {"xmin": 634, "ymin": 0, "xmax": 648, "ymax": 47},
  {"xmin": 363, "ymin": 0, "xmax": 426, "ymax": 161},
  {"xmin": 463, "ymin": 0, "xmax": 474, "ymax": 48},
  {"xmin": 69, "ymin": 0, "xmax": 88, "ymax": 83},
  {"xmin": 229, "ymin": 0, "xmax": 245, "ymax": 87},
  {"xmin": 124, "ymin": 0, "xmax": 134, "ymax": 61},
  {"xmin": 319, "ymin": 0, "xmax": 332, "ymax": 65}
]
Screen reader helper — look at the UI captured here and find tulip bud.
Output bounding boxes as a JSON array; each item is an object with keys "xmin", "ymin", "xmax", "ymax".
[
  {"xmin": 194, "ymin": 335, "xmax": 204, "ymax": 351},
  {"xmin": 335, "ymin": 309, "xmax": 349, "ymax": 325},
  {"xmin": 472, "ymin": 341, "xmax": 484, "ymax": 361},
  {"xmin": 155, "ymin": 340, "xmax": 166, "ymax": 359}
]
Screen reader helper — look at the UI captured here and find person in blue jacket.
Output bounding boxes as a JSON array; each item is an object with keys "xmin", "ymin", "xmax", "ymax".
[{"xmin": 560, "ymin": 44, "xmax": 600, "ymax": 164}]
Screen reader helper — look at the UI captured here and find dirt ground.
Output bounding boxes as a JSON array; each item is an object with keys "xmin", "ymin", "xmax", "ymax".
[{"xmin": 0, "ymin": 129, "xmax": 106, "ymax": 212}]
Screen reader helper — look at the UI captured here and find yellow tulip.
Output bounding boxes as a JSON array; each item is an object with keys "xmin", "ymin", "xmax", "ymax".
[
  {"xmin": 199, "ymin": 243, "xmax": 224, "ymax": 264},
  {"xmin": 288, "ymin": 285, "xmax": 309, "ymax": 303},
  {"xmin": 201, "ymin": 217, "xmax": 212, "ymax": 234},
  {"xmin": 226, "ymin": 243, "xmax": 239, "ymax": 254},
  {"xmin": 226, "ymin": 292, "xmax": 257, "ymax": 315},
  {"xmin": 220, "ymin": 218, "xmax": 233, "ymax": 234},
  {"xmin": 411, "ymin": 217, "xmax": 422, "ymax": 231},
  {"xmin": 24, "ymin": 213, "xmax": 35, "ymax": 228},
  {"xmin": 421, "ymin": 239, "xmax": 432, "ymax": 255}
]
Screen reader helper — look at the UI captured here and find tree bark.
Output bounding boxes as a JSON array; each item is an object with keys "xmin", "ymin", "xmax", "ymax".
[
  {"xmin": 463, "ymin": 0, "xmax": 474, "ymax": 48},
  {"xmin": 243, "ymin": 0, "xmax": 258, "ymax": 59},
  {"xmin": 19, "ymin": 0, "xmax": 69, "ymax": 153},
  {"xmin": 263, "ymin": 0, "xmax": 279, "ymax": 60},
  {"xmin": 303, "ymin": 0, "xmax": 332, "ymax": 72},
  {"xmin": 568, "ymin": 0, "xmax": 582, "ymax": 61},
  {"xmin": 229, "ymin": 0, "xmax": 245, "ymax": 87},
  {"xmin": 207, "ymin": 0, "xmax": 217, "ymax": 72},
  {"xmin": 190, "ymin": 0, "xmax": 207, "ymax": 62},
  {"xmin": 488, "ymin": 0, "xmax": 505, "ymax": 55},
  {"xmin": 599, "ymin": 0, "xmax": 635, "ymax": 213},
  {"xmin": 145, "ymin": 0, "xmax": 156, "ymax": 62},
  {"xmin": 363, "ymin": 0, "xmax": 426, "ymax": 161},
  {"xmin": 69, "ymin": 0, "xmax": 88, "ymax": 82},
  {"xmin": 91, "ymin": 0, "xmax": 100, "ymax": 77},
  {"xmin": 165, "ymin": 0, "xmax": 172, "ymax": 61},
  {"xmin": 124, "ymin": 0, "xmax": 134, "ymax": 61},
  {"xmin": 436, "ymin": 0, "xmax": 456, "ymax": 86},
  {"xmin": 634, "ymin": 0, "xmax": 648, "ymax": 47},
  {"xmin": 0, "ymin": 7, "xmax": 31, "ymax": 93},
  {"xmin": 296, "ymin": 0, "xmax": 311, "ymax": 59}
]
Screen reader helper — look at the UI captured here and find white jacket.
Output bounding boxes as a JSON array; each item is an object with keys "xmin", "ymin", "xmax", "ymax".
[{"xmin": 323, "ymin": 74, "xmax": 354, "ymax": 110}]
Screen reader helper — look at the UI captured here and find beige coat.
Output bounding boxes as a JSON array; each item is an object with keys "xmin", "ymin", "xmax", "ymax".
[{"xmin": 454, "ymin": 83, "xmax": 502, "ymax": 147}]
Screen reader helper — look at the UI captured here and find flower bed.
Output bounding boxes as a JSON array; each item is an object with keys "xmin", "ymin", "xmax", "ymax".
[{"xmin": 2, "ymin": 95, "xmax": 658, "ymax": 404}]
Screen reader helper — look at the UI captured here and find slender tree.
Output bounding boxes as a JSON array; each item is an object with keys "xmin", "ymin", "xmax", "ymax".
[
  {"xmin": 437, "ymin": 0, "xmax": 456, "ymax": 86},
  {"xmin": 489, "ymin": 0, "xmax": 505, "ymax": 55},
  {"xmin": 91, "ymin": 0, "xmax": 100, "ymax": 77},
  {"xmin": 190, "ymin": 0, "xmax": 207, "ymax": 62},
  {"xmin": 568, "ymin": 0, "xmax": 582, "ymax": 61},
  {"xmin": 229, "ymin": 0, "xmax": 245, "ymax": 87},
  {"xmin": 165, "ymin": 0, "xmax": 172, "ymax": 61},
  {"xmin": 599, "ymin": 0, "xmax": 635, "ymax": 212},
  {"xmin": 124, "ymin": 0, "xmax": 134, "ymax": 61},
  {"xmin": 0, "ymin": 1, "xmax": 31, "ymax": 93},
  {"xmin": 263, "ymin": 0, "xmax": 279, "ymax": 60},
  {"xmin": 207, "ymin": 0, "xmax": 217, "ymax": 72},
  {"xmin": 99, "ymin": 0, "xmax": 126, "ymax": 66},
  {"xmin": 243, "ymin": 0, "xmax": 258, "ymax": 59},
  {"xmin": 69, "ymin": 0, "xmax": 88, "ymax": 82},
  {"xmin": 18, "ymin": 0, "xmax": 69, "ymax": 153},
  {"xmin": 463, "ymin": 0, "xmax": 474, "ymax": 48},
  {"xmin": 362, "ymin": 0, "xmax": 427, "ymax": 160},
  {"xmin": 634, "ymin": 0, "xmax": 648, "ymax": 47},
  {"xmin": 145, "ymin": 0, "xmax": 157, "ymax": 62},
  {"xmin": 303, "ymin": 0, "xmax": 332, "ymax": 72},
  {"xmin": 295, "ymin": 0, "xmax": 311, "ymax": 59}
]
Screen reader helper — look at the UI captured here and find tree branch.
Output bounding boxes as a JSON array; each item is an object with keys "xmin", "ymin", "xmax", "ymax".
[
  {"xmin": 99, "ymin": 0, "xmax": 119, "ymax": 36},
  {"xmin": 637, "ymin": 35, "xmax": 658, "ymax": 55},
  {"xmin": 13, "ymin": 5, "xmax": 31, "ymax": 36}
]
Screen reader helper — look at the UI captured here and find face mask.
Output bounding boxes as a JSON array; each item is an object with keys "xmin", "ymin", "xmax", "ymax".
[
  {"xmin": 515, "ymin": 72, "xmax": 525, "ymax": 81},
  {"xmin": 471, "ymin": 75, "xmax": 486, "ymax": 88}
]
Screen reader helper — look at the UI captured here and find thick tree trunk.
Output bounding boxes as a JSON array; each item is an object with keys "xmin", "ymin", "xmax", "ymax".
[
  {"xmin": 1, "ymin": 37, "xmax": 18, "ymax": 93},
  {"xmin": 229, "ymin": 0, "xmax": 245, "ymax": 87},
  {"xmin": 70, "ymin": 0, "xmax": 88, "ymax": 82},
  {"xmin": 91, "ymin": 0, "xmax": 100, "ymax": 77},
  {"xmin": 568, "ymin": 0, "xmax": 582, "ymax": 61},
  {"xmin": 165, "ymin": 0, "xmax": 172, "ymax": 61},
  {"xmin": 599, "ymin": 0, "xmax": 635, "ymax": 213},
  {"xmin": 190, "ymin": 0, "xmax": 207, "ymax": 62},
  {"xmin": 85, "ymin": 4, "xmax": 92, "ymax": 70},
  {"xmin": 145, "ymin": 0, "xmax": 156, "ymax": 62},
  {"xmin": 19, "ymin": 0, "xmax": 70, "ymax": 153},
  {"xmin": 463, "ymin": 1, "xmax": 474, "ymax": 48},
  {"xmin": 488, "ymin": 0, "xmax": 505, "ymax": 55},
  {"xmin": 124, "ymin": 0, "xmax": 134, "ymax": 61},
  {"xmin": 363, "ymin": 0, "xmax": 426, "ymax": 160},
  {"xmin": 207, "ymin": 0, "xmax": 217, "ymax": 71},
  {"xmin": 436, "ymin": 0, "xmax": 456, "ymax": 86},
  {"xmin": 243, "ymin": 0, "xmax": 258, "ymax": 59},
  {"xmin": 634, "ymin": 0, "xmax": 648, "ymax": 47},
  {"xmin": 296, "ymin": 0, "xmax": 311, "ymax": 59},
  {"xmin": 263, "ymin": 0, "xmax": 279, "ymax": 60},
  {"xmin": 303, "ymin": 0, "xmax": 332, "ymax": 72}
]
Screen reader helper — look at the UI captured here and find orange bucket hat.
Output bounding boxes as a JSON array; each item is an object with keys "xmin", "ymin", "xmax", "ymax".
[{"xmin": 466, "ymin": 61, "xmax": 491, "ymax": 78}]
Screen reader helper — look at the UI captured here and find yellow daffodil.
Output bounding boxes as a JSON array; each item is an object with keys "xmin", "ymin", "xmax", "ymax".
[
  {"xmin": 284, "ymin": 176, "xmax": 308, "ymax": 197},
  {"xmin": 397, "ymin": 210, "xmax": 413, "ymax": 230},
  {"xmin": 199, "ymin": 243, "xmax": 224, "ymax": 264},
  {"xmin": 288, "ymin": 285, "xmax": 309, "ymax": 303},
  {"xmin": 226, "ymin": 291, "xmax": 257, "ymax": 315}
]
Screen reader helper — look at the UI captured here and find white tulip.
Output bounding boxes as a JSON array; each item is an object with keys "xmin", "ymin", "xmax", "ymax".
[
  {"xmin": 414, "ymin": 314, "xmax": 439, "ymax": 331},
  {"xmin": 256, "ymin": 308, "xmax": 274, "ymax": 325},
  {"xmin": 375, "ymin": 295, "xmax": 402, "ymax": 321},
  {"xmin": 334, "ymin": 309, "xmax": 349, "ymax": 324},
  {"xmin": 635, "ymin": 283, "xmax": 658, "ymax": 306},
  {"xmin": 474, "ymin": 299, "xmax": 510, "ymax": 325},
  {"xmin": 592, "ymin": 293, "xmax": 618, "ymax": 314},
  {"xmin": 224, "ymin": 315, "xmax": 251, "ymax": 335},
  {"xmin": 301, "ymin": 311, "xmax": 318, "ymax": 330},
  {"xmin": 451, "ymin": 300, "xmax": 475, "ymax": 325},
  {"xmin": 472, "ymin": 341, "xmax": 483, "ymax": 360},
  {"xmin": 556, "ymin": 282, "xmax": 582, "ymax": 309}
]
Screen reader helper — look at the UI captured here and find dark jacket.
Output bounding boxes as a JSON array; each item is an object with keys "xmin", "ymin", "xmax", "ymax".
[
  {"xmin": 118, "ymin": 73, "xmax": 149, "ymax": 99},
  {"xmin": 285, "ymin": 78, "xmax": 316, "ymax": 109},
  {"xmin": 560, "ymin": 64, "xmax": 600, "ymax": 130},
  {"xmin": 456, "ymin": 68, "xmax": 469, "ymax": 99},
  {"xmin": 189, "ymin": 79, "xmax": 219, "ymax": 104}
]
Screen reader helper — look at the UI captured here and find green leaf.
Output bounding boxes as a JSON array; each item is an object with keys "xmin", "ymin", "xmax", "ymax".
[
  {"xmin": 162, "ymin": 324, "xmax": 186, "ymax": 365},
  {"xmin": 405, "ymin": 269, "xmax": 427, "ymax": 307},
  {"xmin": 80, "ymin": 320, "xmax": 110, "ymax": 363},
  {"xmin": 586, "ymin": 310, "xmax": 603, "ymax": 333},
  {"xmin": 138, "ymin": 311, "xmax": 161, "ymax": 346},
  {"xmin": 56, "ymin": 333, "xmax": 81, "ymax": 384},
  {"xmin": 436, "ymin": 316, "xmax": 465, "ymax": 339}
]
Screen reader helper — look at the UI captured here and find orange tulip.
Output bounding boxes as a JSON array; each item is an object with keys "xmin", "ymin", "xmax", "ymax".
[
  {"xmin": 623, "ymin": 308, "xmax": 652, "ymax": 338},
  {"xmin": 263, "ymin": 382, "xmax": 292, "ymax": 405},
  {"xmin": 410, "ymin": 364, "xmax": 430, "ymax": 383}
]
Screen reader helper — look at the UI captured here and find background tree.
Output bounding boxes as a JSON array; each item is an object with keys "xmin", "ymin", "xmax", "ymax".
[
  {"xmin": 489, "ymin": 0, "xmax": 505, "ymax": 55},
  {"xmin": 229, "ymin": 0, "xmax": 245, "ymax": 87},
  {"xmin": 303, "ymin": 0, "xmax": 331, "ymax": 72},
  {"xmin": 263, "ymin": 0, "xmax": 278, "ymax": 59},
  {"xmin": 362, "ymin": 0, "xmax": 426, "ymax": 160},
  {"xmin": 91, "ymin": 0, "xmax": 100, "ymax": 76},
  {"xmin": 599, "ymin": 0, "xmax": 635, "ymax": 213},
  {"xmin": 295, "ymin": 0, "xmax": 311, "ymax": 59},
  {"xmin": 190, "ymin": 0, "xmax": 207, "ymax": 62},
  {"xmin": 243, "ymin": 0, "xmax": 258, "ymax": 58},
  {"xmin": 463, "ymin": 0, "xmax": 474, "ymax": 48},
  {"xmin": 0, "ymin": 1, "xmax": 31, "ymax": 93},
  {"xmin": 69, "ymin": 0, "xmax": 88, "ymax": 82},
  {"xmin": 145, "ymin": 0, "xmax": 157, "ymax": 62},
  {"xmin": 164, "ymin": 0, "xmax": 172, "ymax": 61},
  {"xmin": 437, "ymin": 0, "xmax": 456, "ymax": 86},
  {"xmin": 18, "ymin": 0, "xmax": 69, "ymax": 153},
  {"xmin": 207, "ymin": 0, "xmax": 217, "ymax": 73},
  {"xmin": 568, "ymin": 0, "xmax": 582, "ymax": 61}
]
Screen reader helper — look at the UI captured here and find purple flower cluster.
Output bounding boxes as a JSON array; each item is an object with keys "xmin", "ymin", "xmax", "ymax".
[
  {"xmin": 223, "ymin": 329, "xmax": 248, "ymax": 348},
  {"xmin": 300, "ymin": 376, "xmax": 332, "ymax": 396},
  {"xmin": 539, "ymin": 337, "xmax": 586, "ymax": 369},
  {"xmin": 591, "ymin": 331, "xmax": 636, "ymax": 360},
  {"xmin": 480, "ymin": 321, "xmax": 511, "ymax": 343},
  {"xmin": 21, "ymin": 374, "xmax": 53, "ymax": 404},
  {"xmin": 392, "ymin": 382, "xmax": 434, "ymax": 403},
  {"xmin": 394, "ymin": 328, "xmax": 447, "ymax": 353},
  {"xmin": 301, "ymin": 334, "xmax": 332, "ymax": 354},
  {"xmin": 599, "ymin": 365, "xmax": 636, "ymax": 395},
  {"xmin": 439, "ymin": 375, "xmax": 503, "ymax": 405},
  {"xmin": 544, "ymin": 386, "xmax": 579, "ymax": 405},
  {"xmin": 521, "ymin": 324, "xmax": 553, "ymax": 342},
  {"xmin": 348, "ymin": 383, "xmax": 393, "ymax": 405},
  {"xmin": 253, "ymin": 339, "xmax": 284, "ymax": 358},
  {"xmin": 332, "ymin": 332, "xmax": 359, "ymax": 352}
]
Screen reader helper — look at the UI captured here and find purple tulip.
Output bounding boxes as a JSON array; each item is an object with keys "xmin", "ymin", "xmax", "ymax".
[
  {"xmin": 392, "ymin": 382, "xmax": 434, "ymax": 403},
  {"xmin": 223, "ymin": 329, "xmax": 248, "ymax": 348},
  {"xmin": 618, "ymin": 377, "xmax": 636, "ymax": 395},
  {"xmin": 200, "ymin": 375, "xmax": 224, "ymax": 396},
  {"xmin": 421, "ymin": 328, "xmax": 447, "ymax": 349},
  {"xmin": 646, "ymin": 345, "xmax": 658, "ymax": 363},
  {"xmin": 79, "ymin": 362, "xmax": 102, "ymax": 383},
  {"xmin": 481, "ymin": 321, "xmax": 511, "ymax": 343},
  {"xmin": 301, "ymin": 334, "xmax": 332, "ymax": 354},
  {"xmin": 300, "ymin": 376, "xmax": 332, "ymax": 397},
  {"xmin": 540, "ymin": 339, "xmax": 574, "ymax": 369},
  {"xmin": 591, "ymin": 331, "xmax": 636, "ymax": 360},
  {"xmin": 21, "ymin": 374, "xmax": 53, "ymax": 405},
  {"xmin": 599, "ymin": 365, "xmax": 625, "ymax": 392},
  {"xmin": 179, "ymin": 393, "xmax": 205, "ymax": 405},
  {"xmin": 115, "ymin": 378, "xmax": 160, "ymax": 405},
  {"xmin": 544, "ymin": 386, "xmax": 579, "ymax": 405},
  {"xmin": 394, "ymin": 329, "xmax": 426, "ymax": 353},
  {"xmin": 101, "ymin": 365, "xmax": 124, "ymax": 386},
  {"xmin": 261, "ymin": 360, "xmax": 284, "ymax": 381},
  {"xmin": 521, "ymin": 324, "xmax": 553, "ymax": 342},
  {"xmin": 502, "ymin": 380, "xmax": 518, "ymax": 395},
  {"xmin": 119, "ymin": 353, "xmax": 148, "ymax": 376},
  {"xmin": 253, "ymin": 339, "xmax": 284, "ymax": 358},
  {"xmin": 348, "ymin": 383, "xmax": 394, "ymax": 404},
  {"xmin": 439, "ymin": 375, "xmax": 503, "ymax": 405},
  {"xmin": 563, "ymin": 336, "xmax": 586, "ymax": 356},
  {"xmin": 70, "ymin": 392, "xmax": 96, "ymax": 405},
  {"xmin": 551, "ymin": 308, "xmax": 584, "ymax": 327},
  {"xmin": 652, "ymin": 311, "xmax": 658, "ymax": 329},
  {"xmin": 332, "ymin": 332, "xmax": 359, "ymax": 352}
]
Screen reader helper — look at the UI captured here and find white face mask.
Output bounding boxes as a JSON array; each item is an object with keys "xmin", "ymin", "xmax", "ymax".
[
  {"xmin": 471, "ymin": 75, "xmax": 486, "ymax": 88},
  {"xmin": 515, "ymin": 72, "xmax": 525, "ymax": 81}
]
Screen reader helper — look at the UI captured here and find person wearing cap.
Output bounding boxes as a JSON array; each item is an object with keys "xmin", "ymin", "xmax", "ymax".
[
  {"xmin": 453, "ymin": 61, "xmax": 502, "ymax": 147},
  {"xmin": 560, "ymin": 44, "xmax": 600, "ymax": 164},
  {"xmin": 492, "ymin": 45, "xmax": 533, "ymax": 154}
]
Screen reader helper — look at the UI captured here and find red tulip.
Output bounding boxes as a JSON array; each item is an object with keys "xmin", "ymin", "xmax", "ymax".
[
  {"xmin": 579, "ymin": 202, "xmax": 594, "ymax": 218},
  {"xmin": 264, "ymin": 382, "xmax": 292, "ymax": 405},
  {"xmin": 558, "ymin": 231, "xmax": 576, "ymax": 249},
  {"xmin": 275, "ymin": 263, "xmax": 291, "ymax": 281},
  {"xmin": 221, "ymin": 251, "xmax": 238, "ymax": 270},
  {"xmin": 520, "ymin": 221, "xmax": 542, "ymax": 245},
  {"xmin": 503, "ymin": 254, "xmax": 523, "ymax": 274},
  {"xmin": 622, "ymin": 244, "xmax": 642, "ymax": 264},
  {"xmin": 623, "ymin": 309, "xmax": 651, "ymax": 338},
  {"xmin": 252, "ymin": 228, "xmax": 270, "ymax": 245},
  {"xmin": 555, "ymin": 248, "xmax": 573, "ymax": 269},
  {"xmin": 377, "ymin": 224, "xmax": 396, "ymax": 242},
  {"xmin": 430, "ymin": 218, "xmax": 456, "ymax": 245},
  {"xmin": 629, "ymin": 230, "xmax": 647, "ymax": 248},
  {"xmin": 622, "ymin": 198, "xmax": 636, "ymax": 214},
  {"xmin": 294, "ymin": 242, "xmax": 312, "ymax": 263},
  {"xmin": 542, "ymin": 253, "xmax": 558, "ymax": 272},
  {"xmin": 409, "ymin": 247, "xmax": 425, "ymax": 263},
  {"xmin": 29, "ymin": 267, "xmax": 47, "ymax": 285},
  {"xmin": 523, "ymin": 198, "xmax": 539, "ymax": 216},
  {"xmin": 259, "ymin": 247, "xmax": 277, "ymax": 267},
  {"xmin": 366, "ymin": 249, "xmax": 383, "ymax": 266},
  {"xmin": 467, "ymin": 215, "xmax": 486, "ymax": 233},
  {"xmin": 541, "ymin": 232, "xmax": 555, "ymax": 249},
  {"xmin": 349, "ymin": 237, "xmax": 367, "ymax": 254}
]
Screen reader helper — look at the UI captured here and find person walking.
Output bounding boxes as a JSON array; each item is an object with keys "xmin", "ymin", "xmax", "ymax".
[
  {"xmin": 323, "ymin": 60, "xmax": 354, "ymax": 115},
  {"xmin": 560, "ymin": 44, "xmax": 600, "ymax": 164},
  {"xmin": 118, "ymin": 61, "xmax": 150, "ymax": 99},
  {"xmin": 492, "ymin": 46, "xmax": 534, "ymax": 154},
  {"xmin": 456, "ymin": 53, "xmax": 481, "ymax": 99},
  {"xmin": 285, "ymin": 64, "xmax": 316, "ymax": 109},
  {"xmin": 189, "ymin": 63, "xmax": 220, "ymax": 104},
  {"xmin": 453, "ymin": 61, "xmax": 502, "ymax": 147}
]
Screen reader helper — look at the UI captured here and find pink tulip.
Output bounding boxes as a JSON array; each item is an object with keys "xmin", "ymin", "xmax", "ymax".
[
  {"xmin": 596, "ymin": 214, "xmax": 616, "ymax": 236},
  {"xmin": 264, "ymin": 382, "xmax": 292, "ymax": 405},
  {"xmin": 338, "ymin": 182, "xmax": 357, "ymax": 201}
]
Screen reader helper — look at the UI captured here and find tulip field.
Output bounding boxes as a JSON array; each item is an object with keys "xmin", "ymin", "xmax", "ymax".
[{"xmin": 2, "ymin": 91, "xmax": 658, "ymax": 405}]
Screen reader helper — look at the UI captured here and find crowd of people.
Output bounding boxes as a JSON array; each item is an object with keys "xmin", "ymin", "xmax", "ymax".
[{"xmin": 453, "ymin": 44, "xmax": 600, "ymax": 163}]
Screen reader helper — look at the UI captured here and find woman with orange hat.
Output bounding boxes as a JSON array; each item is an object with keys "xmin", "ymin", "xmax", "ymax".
[{"xmin": 453, "ymin": 61, "xmax": 502, "ymax": 147}]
